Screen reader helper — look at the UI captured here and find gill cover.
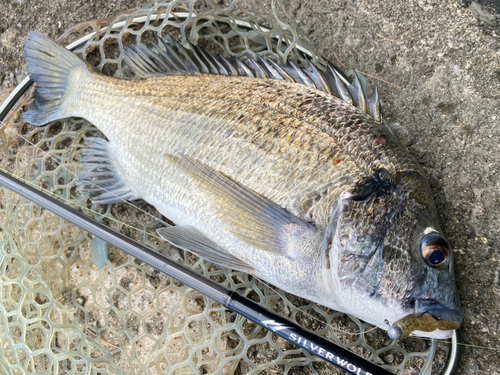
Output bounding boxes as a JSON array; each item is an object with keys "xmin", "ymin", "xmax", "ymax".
[
  {"xmin": 323, "ymin": 169, "xmax": 462, "ymax": 336},
  {"xmin": 323, "ymin": 170, "xmax": 398, "ymax": 298}
]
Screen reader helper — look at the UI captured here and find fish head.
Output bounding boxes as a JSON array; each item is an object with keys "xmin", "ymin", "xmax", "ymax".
[{"xmin": 323, "ymin": 170, "xmax": 462, "ymax": 339}]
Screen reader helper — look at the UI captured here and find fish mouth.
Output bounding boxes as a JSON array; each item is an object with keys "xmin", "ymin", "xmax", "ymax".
[
  {"xmin": 414, "ymin": 298, "xmax": 463, "ymax": 325},
  {"xmin": 387, "ymin": 299, "xmax": 462, "ymax": 340}
]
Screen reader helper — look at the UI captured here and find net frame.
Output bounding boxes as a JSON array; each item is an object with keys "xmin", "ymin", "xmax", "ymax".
[{"xmin": 0, "ymin": 1, "xmax": 459, "ymax": 374}]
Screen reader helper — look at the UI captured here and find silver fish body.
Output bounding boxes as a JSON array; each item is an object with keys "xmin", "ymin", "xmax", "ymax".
[{"xmin": 23, "ymin": 32, "xmax": 462, "ymax": 338}]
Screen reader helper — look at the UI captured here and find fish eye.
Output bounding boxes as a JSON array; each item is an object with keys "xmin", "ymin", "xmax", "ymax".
[{"xmin": 421, "ymin": 233, "xmax": 450, "ymax": 268}]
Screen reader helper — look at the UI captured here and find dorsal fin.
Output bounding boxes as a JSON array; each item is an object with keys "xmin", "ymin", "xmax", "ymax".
[
  {"xmin": 367, "ymin": 86, "xmax": 381, "ymax": 122},
  {"xmin": 245, "ymin": 53, "xmax": 268, "ymax": 79},
  {"xmin": 348, "ymin": 69, "xmax": 367, "ymax": 113},
  {"xmin": 123, "ymin": 35, "xmax": 387, "ymax": 124},
  {"xmin": 325, "ymin": 62, "xmax": 352, "ymax": 105}
]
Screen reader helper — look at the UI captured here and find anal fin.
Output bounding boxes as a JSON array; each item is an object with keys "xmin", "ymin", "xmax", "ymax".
[
  {"xmin": 77, "ymin": 137, "xmax": 139, "ymax": 204},
  {"xmin": 157, "ymin": 226, "xmax": 256, "ymax": 274}
]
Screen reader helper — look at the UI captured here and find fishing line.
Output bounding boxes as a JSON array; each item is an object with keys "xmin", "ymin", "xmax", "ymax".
[
  {"xmin": 0, "ymin": 121, "xmax": 376, "ymax": 340},
  {"xmin": 0, "ymin": 165, "xmax": 164, "ymax": 242},
  {"xmin": 0, "ymin": 168, "xmax": 392, "ymax": 375},
  {"xmin": 419, "ymin": 337, "xmax": 500, "ymax": 352},
  {"xmin": 2, "ymin": 118, "xmax": 380, "ymax": 340},
  {"xmin": 0, "ymin": 120, "xmax": 171, "ymax": 229},
  {"xmin": 453, "ymin": 342, "xmax": 500, "ymax": 351},
  {"xmin": 2, "ymin": 121, "xmax": 476, "ymax": 351},
  {"xmin": 256, "ymin": 277, "xmax": 379, "ymax": 337},
  {"xmin": 0, "ymin": 110, "xmax": 473, "ymax": 371},
  {"xmin": 1, "ymin": 116, "xmax": 379, "ymax": 338},
  {"xmin": 0, "ymin": 119, "xmax": 165, "ymax": 241},
  {"xmin": 257, "ymin": 278, "xmax": 500, "ymax": 352},
  {"xmin": 262, "ymin": 277, "xmax": 500, "ymax": 352}
]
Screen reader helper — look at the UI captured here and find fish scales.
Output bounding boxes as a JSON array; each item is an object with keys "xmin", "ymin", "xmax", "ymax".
[
  {"xmin": 23, "ymin": 32, "xmax": 462, "ymax": 339},
  {"xmin": 77, "ymin": 74, "xmax": 372, "ymax": 223}
]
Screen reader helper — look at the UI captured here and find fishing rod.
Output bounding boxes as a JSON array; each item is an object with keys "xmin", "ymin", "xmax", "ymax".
[{"xmin": 0, "ymin": 170, "xmax": 392, "ymax": 375}]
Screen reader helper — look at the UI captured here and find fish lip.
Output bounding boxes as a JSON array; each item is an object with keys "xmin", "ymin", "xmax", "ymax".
[{"xmin": 414, "ymin": 298, "xmax": 463, "ymax": 324}]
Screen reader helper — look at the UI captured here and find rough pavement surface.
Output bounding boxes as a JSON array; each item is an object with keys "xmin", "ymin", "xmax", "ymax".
[{"xmin": 0, "ymin": 0, "xmax": 499, "ymax": 374}]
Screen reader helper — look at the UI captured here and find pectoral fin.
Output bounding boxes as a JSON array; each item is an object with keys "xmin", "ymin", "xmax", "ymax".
[
  {"xmin": 170, "ymin": 156, "xmax": 316, "ymax": 259},
  {"xmin": 157, "ymin": 226, "xmax": 256, "ymax": 274}
]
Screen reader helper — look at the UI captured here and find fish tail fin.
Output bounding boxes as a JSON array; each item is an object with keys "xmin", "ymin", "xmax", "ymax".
[{"xmin": 23, "ymin": 31, "xmax": 89, "ymax": 125}]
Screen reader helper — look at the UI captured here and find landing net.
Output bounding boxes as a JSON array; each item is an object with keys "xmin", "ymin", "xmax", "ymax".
[{"xmin": 0, "ymin": 1, "xmax": 452, "ymax": 374}]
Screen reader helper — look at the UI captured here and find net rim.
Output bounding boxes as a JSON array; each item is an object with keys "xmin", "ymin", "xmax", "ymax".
[{"xmin": 0, "ymin": 9, "xmax": 460, "ymax": 375}]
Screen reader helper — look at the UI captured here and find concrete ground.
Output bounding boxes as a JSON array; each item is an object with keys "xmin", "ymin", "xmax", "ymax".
[{"xmin": 0, "ymin": 0, "xmax": 499, "ymax": 374}]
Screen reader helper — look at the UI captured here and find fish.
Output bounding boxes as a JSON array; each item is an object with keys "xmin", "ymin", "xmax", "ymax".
[{"xmin": 23, "ymin": 31, "xmax": 462, "ymax": 339}]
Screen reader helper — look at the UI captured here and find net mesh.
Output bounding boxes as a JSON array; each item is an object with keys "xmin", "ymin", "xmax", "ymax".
[{"xmin": 0, "ymin": 1, "xmax": 452, "ymax": 374}]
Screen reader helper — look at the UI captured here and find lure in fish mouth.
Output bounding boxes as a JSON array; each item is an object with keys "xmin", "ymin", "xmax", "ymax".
[
  {"xmin": 384, "ymin": 294, "xmax": 463, "ymax": 340},
  {"xmin": 389, "ymin": 306, "xmax": 462, "ymax": 340},
  {"xmin": 22, "ymin": 31, "xmax": 462, "ymax": 340},
  {"xmin": 413, "ymin": 298, "xmax": 463, "ymax": 325}
]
